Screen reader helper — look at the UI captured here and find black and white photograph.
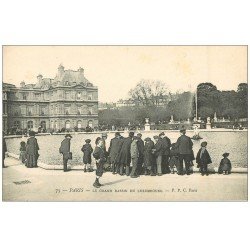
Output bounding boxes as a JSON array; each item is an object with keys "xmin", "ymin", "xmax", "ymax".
[{"xmin": 2, "ymin": 45, "xmax": 248, "ymax": 201}]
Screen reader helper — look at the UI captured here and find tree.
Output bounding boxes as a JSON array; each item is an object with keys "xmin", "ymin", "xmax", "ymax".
[{"xmin": 128, "ymin": 79, "xmax": 169, "ymax": 107}]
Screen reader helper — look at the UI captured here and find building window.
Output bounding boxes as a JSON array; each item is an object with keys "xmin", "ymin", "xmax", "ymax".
[
  {"xmin": 27, "ymin": 121, "xmax": 33, "ymax": 129},
  {"xmin": 41, "ymin": 121, "xmax": 46, "ymax": 130},
  {"xmin": 22, "ymin": 92, "xmax": 27, "ymax": 100},
  {"xmin": 65, "ymin": 106, "xmax": 70, "ymax": 115},
  {"xmin": 65, "ymin": 91, "xmax": 70, "ymax": 100},
  {"xmin": 27, "ymin": 106, "xmax": 33, "ymax": 116},
  {"xmin": 88, "ymin": 120, "xmax": 93, "ymax": 128},
  {"xmin": 87, "ymin": 106, "xmax": 92, "ymax": 115},
  {"xmin": 3, "ymin": 92, "xmax": 7, "ymax": 100},
  {"xmin": 77, "ymin": 120, "xmax": 82, "ymax": 129},
  {"xmin": 87, "ymin": 93, "xmax": 92, "ymax": 100},
  {"xmin": 77, "ymin": 92, "xmax": 81, "ymax": 100},
  {"xmin": 3, "ymin": 104, "xmax": 7, "ymax": 114},
  {"xmin": 14, "ymin": 121, "xmax": 20, "ymax": 129},
  {"xmin": 40, "ymin": 106, "xmax": 45, "ymax": 115},
  {"xmin": 35, "ymin": 93, "xmax": 41, "ymax": 99},
  {"xmin": 55, "ymin": 105, "xmax": 58, "ymax": 114},
  {"xmin": 65, "ymin": 120, "xmax": 70, "ymax": 129},
  {"xmin": 77, "ymin": 106, "xmax": 81, "ymax": 115}
]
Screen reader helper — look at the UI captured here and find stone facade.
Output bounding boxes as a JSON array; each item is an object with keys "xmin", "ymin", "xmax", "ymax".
[{"xmin": 2, "ymin": 65, "xmax": 98, "ymax": 132}]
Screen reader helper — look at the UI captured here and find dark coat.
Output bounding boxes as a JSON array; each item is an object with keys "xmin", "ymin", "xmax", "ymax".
[
  {"xmin": 108, "ymin": 137, "xmax": 122, "ymax": 163},
  {"xmin": 26, "ymin": 137, "xmax": 39, "ymax": 155},
  {"xmin": 81, "ymin": 143, "xmax": 93, "ymax": 164},
  {"xmin": 144, "ymin": 140, "xmax": 155, "ymax": 167},
  {"xmin": 93, "ymin": 146, "xmax": 106, "ymax": 163},
  {"xmin": 162, "ymin": 136, "xmax": 171, "ymax": 155},
  {"xmin": 154, "ymin": 138, "xmax": 164, "ymax": 157},
  {"xmin": 26, "ymin": 136, "xmax": 39, "ymax": 168},
  {"xmin": 196, "ymin": 148, "xmax": 212, "ymax": 167},
  {"xmin": 137, "ymin": 138, "xmax": 144, "ymax": 156},
  {"xmin": 219, "ymin": 158, "xmax": 232, "ymax": 172},
  {"xmin": 59, "ymin": 138, "xmax": 71, "ymax": 159},
  {"xmin": 176, "ymin": 135, "xmax": 193, "ymax": 155},
  {"xmin": 3, "ymin": 138, "xmax": 7, "ymax": 160},
  {"xmin": 117, "ymin": 137, "xmax": 133, "ymax": 165}
]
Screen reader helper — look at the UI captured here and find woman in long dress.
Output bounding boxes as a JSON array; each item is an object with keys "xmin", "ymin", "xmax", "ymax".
[{"xmin": 26, "ymin": 131, "xmax": 40, "ymax": 168}]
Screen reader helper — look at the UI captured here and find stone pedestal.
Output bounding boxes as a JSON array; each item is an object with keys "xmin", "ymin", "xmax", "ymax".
[{"xmin": 144, "ymin": 118, "xmax": 151, "ymax": 131}]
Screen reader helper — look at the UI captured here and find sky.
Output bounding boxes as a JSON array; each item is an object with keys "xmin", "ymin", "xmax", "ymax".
[{"xmin": 3, "ymin": 46, "xmax": 247, "ymax": 102}]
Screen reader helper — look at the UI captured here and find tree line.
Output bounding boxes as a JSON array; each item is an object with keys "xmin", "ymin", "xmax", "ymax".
[{"xmin": 99, "ymin": 80, "xmax": 247, "ymax": 127}]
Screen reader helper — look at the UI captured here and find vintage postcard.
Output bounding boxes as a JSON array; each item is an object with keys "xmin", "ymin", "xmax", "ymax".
[{"xmin": 2, "ymin": 45, "xmax": 248, "ymax": 201}]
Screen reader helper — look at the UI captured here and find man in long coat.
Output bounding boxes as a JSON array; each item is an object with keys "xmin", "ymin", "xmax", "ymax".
[
  {"xmin": 153, "ymin": 135, "xmax": 164, "ymax": 176},
  {"xmin": 136, "ymin": 133, "xmax": 144, "ymax": 175},
  {"xmin": 3, "ymin": 135, "xmax": 7, "ymax": 168},
  {"xmin": 59, "ymin": 134, "xmax": 72, "ymax": 172},
  {"xmin": 108, "ymin": 132, "xmax": 122, "ymax": 174},
  {"xmin": 159, "ymin": 132, "xmax": 171, "ymax": 174},
  {"xmin": 117, "ymin": 131, "xmax": 134, "ymax": 176},
  {"xmin": 175, "ymin": 128, "xmax": 193, "ymax": 175}
]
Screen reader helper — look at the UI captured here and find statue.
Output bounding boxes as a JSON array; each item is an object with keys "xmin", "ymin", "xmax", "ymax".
[{"xmin": 144, "ymin": 118, "xmax": 150, "ymax": 131}]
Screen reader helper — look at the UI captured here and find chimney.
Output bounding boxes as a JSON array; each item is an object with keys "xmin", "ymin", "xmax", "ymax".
[
  {"xmin": 37, "ymin": 74, "xmax": 43, "ymax": 85},
  {"xmin": 58, "ymin": 64, "xmax": 64, "ymax": 76}
]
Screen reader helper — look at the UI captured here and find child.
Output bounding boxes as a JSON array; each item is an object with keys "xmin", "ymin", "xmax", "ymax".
[
  {"xmin": 93, "ymin": 137, "xmax": 106, "ymax": 188},
  {"xmin": 81, "ymin": 139, "xmax": 93, "ymax": 172},
  {"xmin": 19, "ymin": 141, "xmax": 27, "ymax": 164},
  {"xmin": 218, "ymin": 153, "xmax": 232, "ymax": 175},
  {"xmin": 196, "ymin": 141, "xmax": 212, "ymax": 176},
  {"xmin": 169, "ymin": 143, "xmax": 180, "ymax": 174}
]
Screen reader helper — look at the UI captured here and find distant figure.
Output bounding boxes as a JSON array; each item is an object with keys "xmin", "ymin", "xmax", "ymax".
[
  {"xmin": 3, "ymin": 135, "xmax": 7, "ymax": 168},
  {"xmin": 101, "ymin": 133, "xmax": 110, "ymax": 171},
  {"xmin": 93, "ymin": 137, "xmax": 106, "ymax": 188},
  {"xmin": 136, "ymin": 133, "xmax": 144, "ymax": 175},
  {"xmin": 196, "ymin": 141, "xmax": 212, "ymax": 176},
  {"xmin": 26, "ymin": 131, "xmax": 40, "ymax": 168},
  {"xmin": 176, "ymin": 128, "xmax": 193, "ymax": 175},
  {"xmin": 130, "ymin": 136, "xmax": 139, "ymax": 178},
  {"xmin": 169, "ymin": 143, "xmax": 180, "ymax": 174},
  {"xmin": 143, "ymin": 137, "xmax": 155, "ymax": 176},
  {"xmin": 117, "ymin": 131, "xmax": 134, "ymax": 176},
  {"xmin": 59, "ymin": 134, "xmax": 72, "ymax": 172},
  {"xmin": 19, "ymin": 141, "xmax": 27, "ymax": 164},
  {"xmin": 218, "ymin": 153, "xmax": 232, "ymax": 175},
  {"xmin": 81, "ymin": 139, "xmax": 93, "ymax": 172}
]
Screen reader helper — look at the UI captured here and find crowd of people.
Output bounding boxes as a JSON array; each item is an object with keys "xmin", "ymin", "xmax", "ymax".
[{"xmin": 2, "ymin": 129, "xmax": 232, "ymax": 189}]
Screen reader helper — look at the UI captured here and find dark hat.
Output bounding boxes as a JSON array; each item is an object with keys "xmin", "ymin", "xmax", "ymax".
[
  {"xmin": 65, "ymin": 134, "xmax": 72, "ymax": 138},
  {"xmin": 180, "ymin": 128, "xmax": 186, "ymax": 133},
  {"xmin": 159, "ymin": 132, "xmax": 165, "ymax": 137},
  {"xmin": 95, "ymin": 137, "xmax": 102, "ymax": 145},
  {"xmin": 133, "ymin": 136, "xmax": 139, "ymax": 140},
  {"xmin": 222, "ymin": 152, "xmax": 229, "ymax": 157},
  {"xmin": 85, "ymin": 139, "xmax": 91, "ymax": 143},
  {"xmin": 29, "ymin": 131, "xmax": 35, "ymax": 136},
  {"xmin": 153, "ymin": 135, "xmax": 159, "ymax": 139},
  {"xmin": 102, "ymin": 133, "xmax": 108, "ymax": 137},
  {"xmin": 115, "ymin": 132, "xmax": 121, "ymax": 137},
  {"xmin": 144, "ymin": 137, "xmax": 151, "ymax": 141},
  {"xmin": 137, "ymin": 133, "xmax": 142, "ymax": 137},
  {"xmin": 171, "ymin": 143, "xmax": 176, "ymax": 147},
  {"xmin": 201, "ymin": 141, "xmax": 207, "ymax": 147},
  {"xmin": 129, "ymin": 131, "xmax": 134, "ymax": 137}
]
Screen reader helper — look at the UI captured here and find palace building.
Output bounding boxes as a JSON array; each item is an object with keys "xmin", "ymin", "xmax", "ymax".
[{"xmin": 2, "ymin": 65, "xmax": 98, "ymax": 132}]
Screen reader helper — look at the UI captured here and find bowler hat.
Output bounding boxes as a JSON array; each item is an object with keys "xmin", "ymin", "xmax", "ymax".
[
  {"xmin": 115, "ymin": 132, "xmax": 121, "ymax": 137},
  {"xmin": 153, "ymin": 135, "xmax": 159, "ymax": 139},
  {"xmin": 29, "ymin": 131, "xmax": 35, "ymax": 136},
  {"xmin": 222, "ymin": 152, "xmax": 229, "ymax": 157},
  {"xmin": 159, "ymin": 132, "xmax": 165, "ymax": 137},
  {"xmin": 65, "ymin": 134, "xmax": 72, "ymax": 138},
  {"xmin": 144, "ymin": 137, "xmax": 151, "ymax": 141},
  {"xmin": 201, "ymin": 141, "xmax": 207, "ymax": 147},
  {"xmin": 85, "ymin": 139, "xmax": 91, "ymax": 143},
  {"xmin": 137, "ymin": 133, "xmax": 142, "ymax": 137},
  {"xmin": 129, "ymin": 131, "xmax": 134, "ymax": 137},
  {"xmin": 180, "ymin": 128, "xmax": 186, "ymax": 133}
]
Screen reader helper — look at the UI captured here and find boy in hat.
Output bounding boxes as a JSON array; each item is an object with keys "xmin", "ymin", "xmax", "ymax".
[
  {"xmin": 169, "ymin": 143, "xmax": 180, "ymax": 174},
  {"xmin": 59, "ymin": 134, "xmax": 72, "ymax": 172},
  {"xmin": 196, "ymin": 141, "xmax": 212, "ymax": 176},
  {"xmin": 81, "ymin": 139, "xmax": 93, "ymax": 172},
  {"xmin": 93, "ymin": 137, "xmax": 106, "ymax": 188},
  {"xmin": 144, "ymin": 137, "xmax": 155, "ymax": 175},
  {"xmin": 218, "ymin": 153, "xmax": 232, "ymax": 175}
]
